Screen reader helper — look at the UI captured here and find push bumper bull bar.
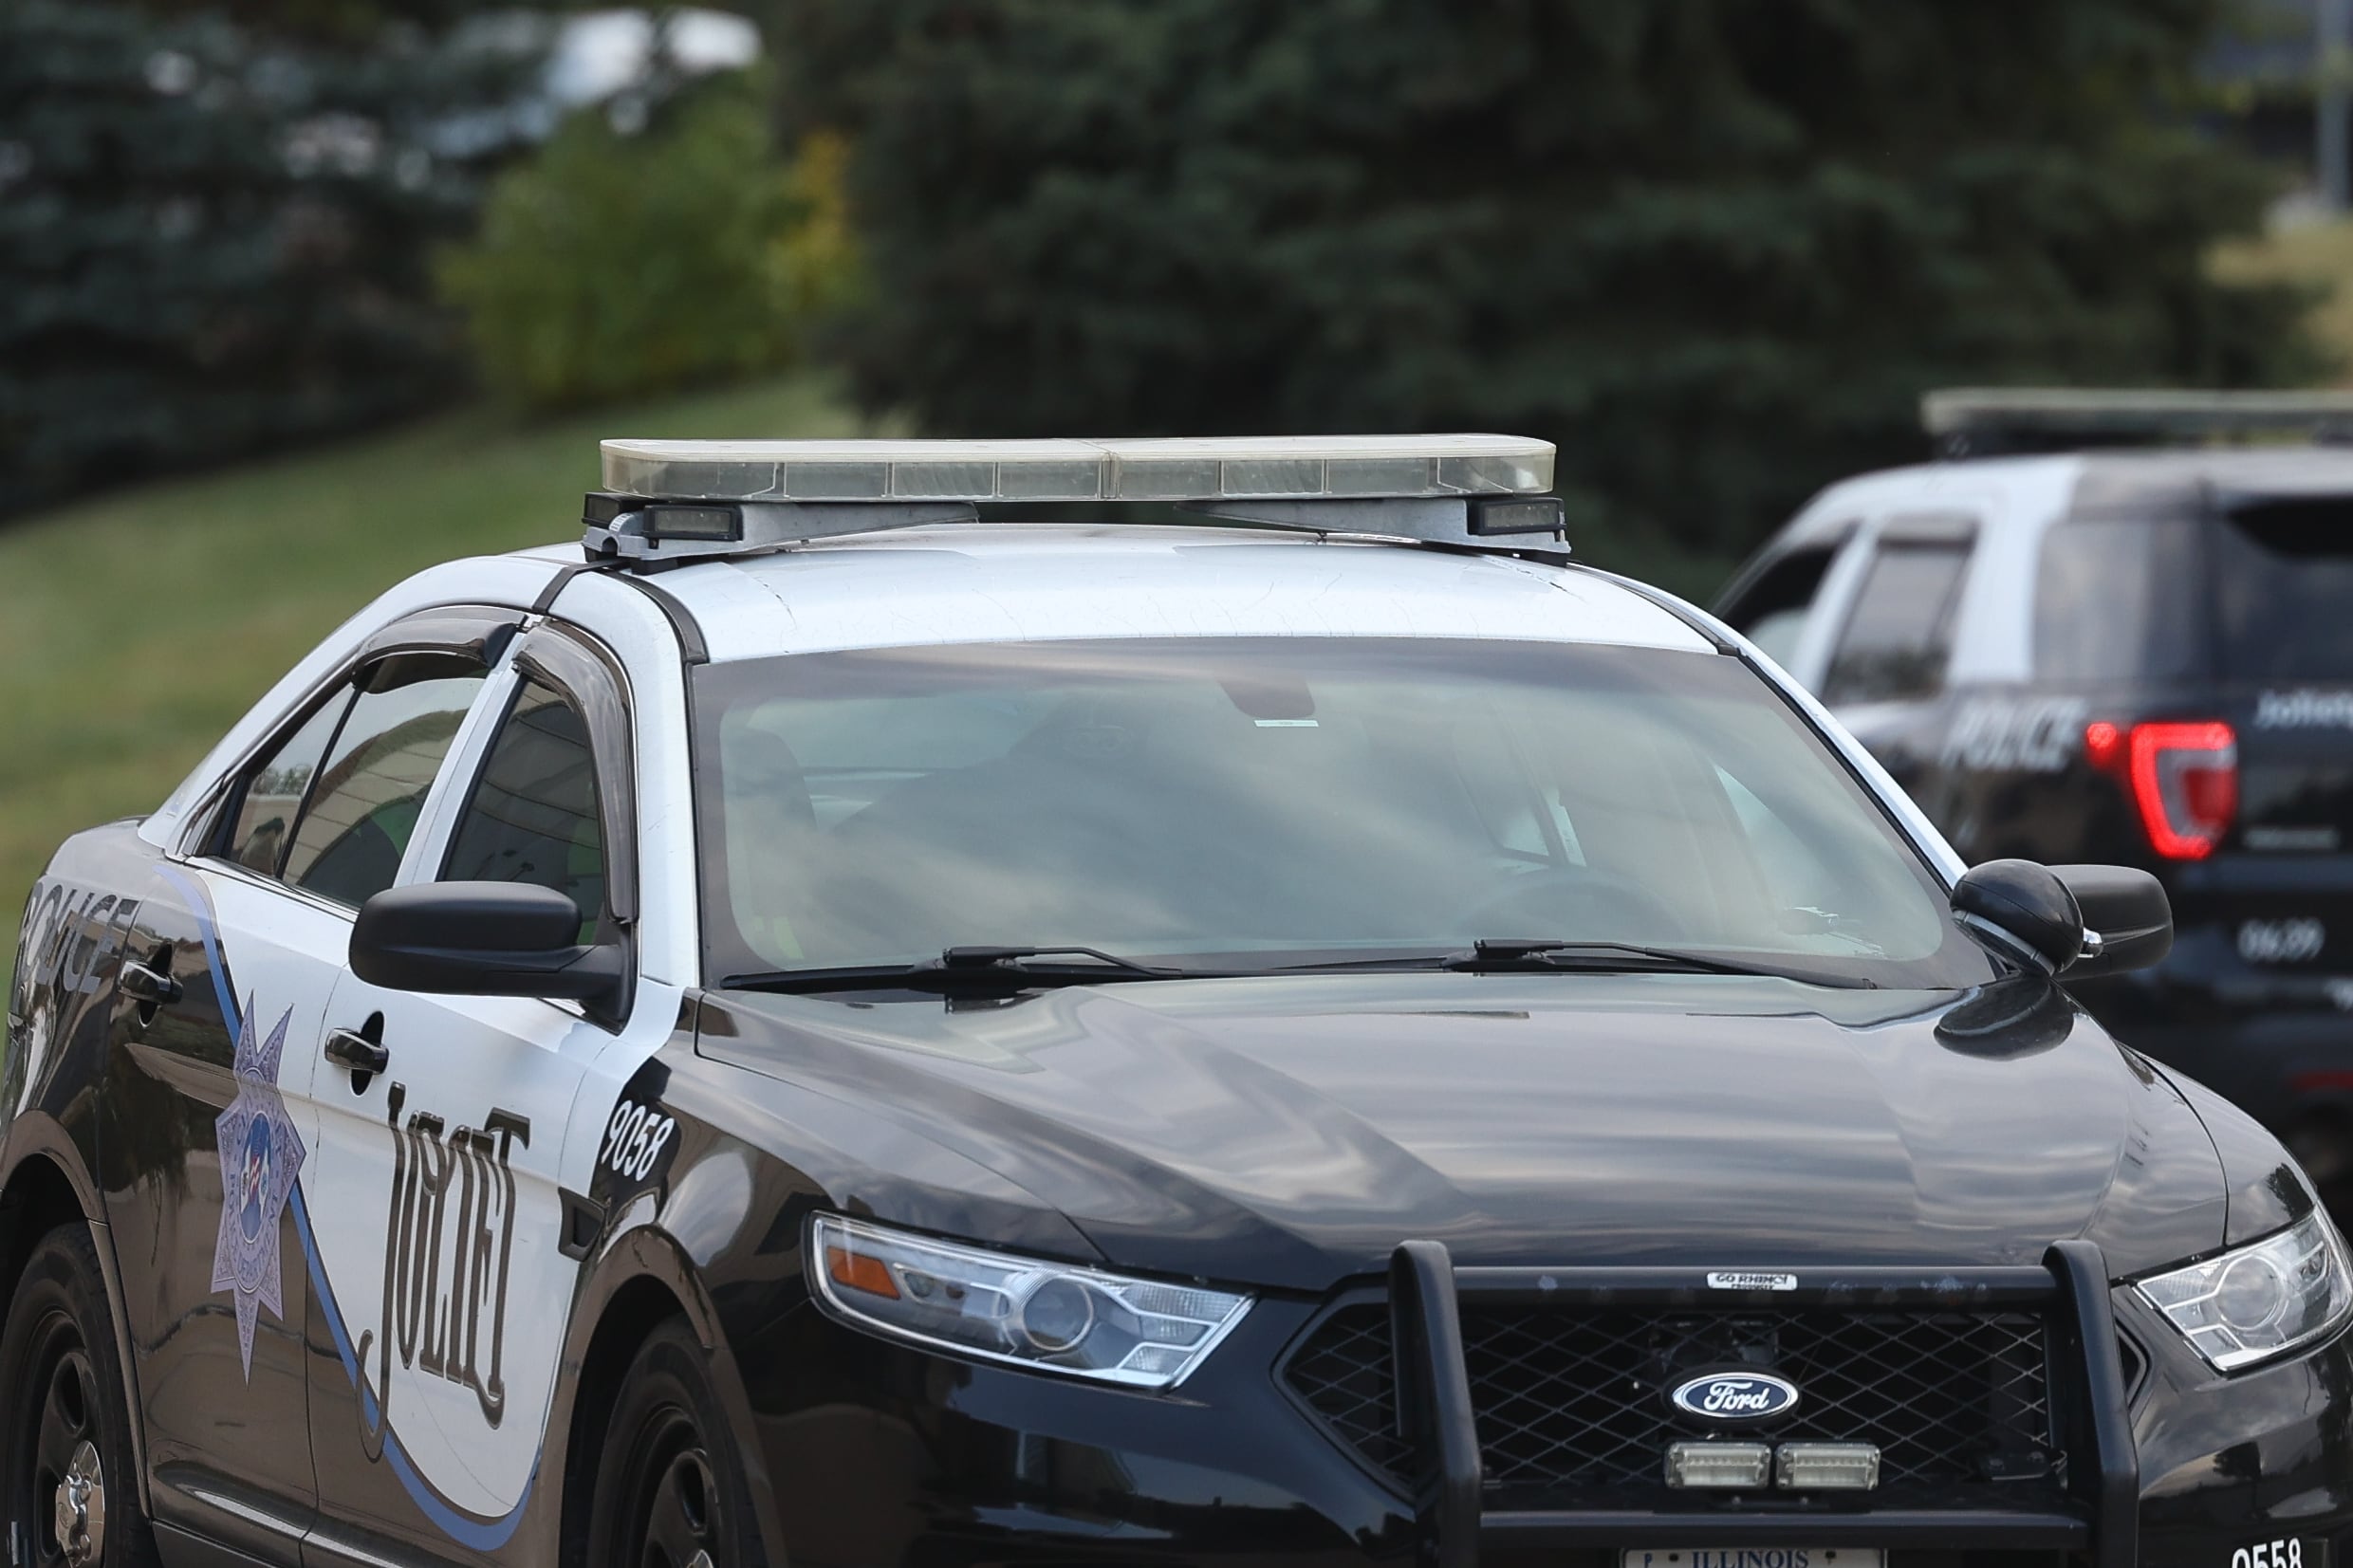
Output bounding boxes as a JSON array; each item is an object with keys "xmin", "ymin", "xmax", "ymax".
[{"xmin": 1388, "ymin": 1237, "xmax": 2140, "ymax": 1567}]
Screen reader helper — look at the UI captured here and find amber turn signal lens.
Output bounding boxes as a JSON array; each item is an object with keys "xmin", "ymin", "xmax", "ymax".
[{"xmin": 826, "ymin": 1244, "xmax": 901, "ymax": 1299}]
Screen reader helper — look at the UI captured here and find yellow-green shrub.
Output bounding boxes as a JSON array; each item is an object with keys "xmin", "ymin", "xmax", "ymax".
[{"xmin": 438, "ymin": 78, "xmax": 854, "ymax": 411}]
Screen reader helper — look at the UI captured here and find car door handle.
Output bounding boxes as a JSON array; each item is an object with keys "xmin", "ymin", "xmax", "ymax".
[
  {"xmin": 120, "ymin": 959, "xmax": 181, "ymax": 1006},
  {"xmin": 324, "ymin": 1029, "xmax": 390, "ymax": 1077}
]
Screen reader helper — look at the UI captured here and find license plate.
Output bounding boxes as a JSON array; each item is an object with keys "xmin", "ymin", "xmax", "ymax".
[{"xmin": 1621, "ymin": 1553, "xmax": 1882, "ymax": 1568}]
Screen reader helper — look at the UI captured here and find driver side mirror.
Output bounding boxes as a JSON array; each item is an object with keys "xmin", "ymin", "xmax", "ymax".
[
  {"xmin": 2050, "ymin": 863, "xmax": 2173, "ymax": 980},
  {"xmin": 350, "ymin": 881, "xmax": 626, "ymax": 1012},
  {"xmin": 1950, "ymin": 858, "xmax": 2172, "ymax": 979}
]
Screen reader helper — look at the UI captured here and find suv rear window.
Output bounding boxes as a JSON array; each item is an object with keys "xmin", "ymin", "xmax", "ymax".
[
  {"xmin": 2213, "ymin": 498, "xmax": 2353, "ymax": 680},
  {"xmin": 2033, "ymin": 517, "xmax": 2202, "ymax": 684}
]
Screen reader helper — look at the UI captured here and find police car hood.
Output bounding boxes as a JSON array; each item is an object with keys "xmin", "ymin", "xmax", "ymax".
[{"xmin": 700, "ymin": 973, "xmax": 2235, "ymax": 1291}]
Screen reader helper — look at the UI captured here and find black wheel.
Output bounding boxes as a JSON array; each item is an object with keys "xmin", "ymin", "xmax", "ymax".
[
  {"xmin": 0, "ymin": 1225, "xmax": 157, "ymax": 1568},
  {"xmin": 585, "ymin": 1322, "xmax": 766, "ymax": 1568}
]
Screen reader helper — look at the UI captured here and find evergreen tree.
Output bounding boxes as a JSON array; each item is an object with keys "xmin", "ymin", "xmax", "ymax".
[
  {"xmin": 775, "ymin": 0, "xmax": 2321, "ymax": 560},
  {"xmin": 0, "ymin": 1, "xmax": 528, "ymax": 516},
  {"xmin": 129, "ymin": 0, "xmax": 519, "ymax": 47}
]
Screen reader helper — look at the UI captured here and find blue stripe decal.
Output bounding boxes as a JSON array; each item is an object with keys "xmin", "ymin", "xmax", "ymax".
[
  {"xmin": 291, "ymin": 1188, "xmax": 538, "ymax": 1550},
  {"xmin": 156, "ymin": 867, "xmax": 539, "ymax": 1551},
  {"xmin": 154, "ymin": 864, "xmax": 239, "ymax": 1030}
]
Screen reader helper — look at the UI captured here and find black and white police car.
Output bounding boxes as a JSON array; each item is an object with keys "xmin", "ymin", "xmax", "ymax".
[
  {"xmin": 1719, "ymin": 390, "xmax": 2353, "ymax": 1204},
  {"xmin": 4, "ymin": 434, "xmax": 2347, "ymax": 1568}
]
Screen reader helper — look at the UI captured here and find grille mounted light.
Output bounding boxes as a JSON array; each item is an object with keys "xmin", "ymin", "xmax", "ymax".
[
  {"xmin": 1663, "ymin": 1441, "xmax": 1771, "ymax": 1489},
  {"xmin": 1775, "ymin": 1442, "xmax": 1881, "ymax": 1491}
]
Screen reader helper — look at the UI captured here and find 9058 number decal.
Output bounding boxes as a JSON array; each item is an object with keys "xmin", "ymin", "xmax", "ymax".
[{"xmin": 600, "ymin": 1099, "xmax": 676, "ymax": 1183}]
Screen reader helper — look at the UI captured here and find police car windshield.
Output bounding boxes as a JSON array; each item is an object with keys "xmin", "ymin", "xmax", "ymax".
[{"xmin": 692, "ymin": 636, "xmax": 1994, "ymax": 990}]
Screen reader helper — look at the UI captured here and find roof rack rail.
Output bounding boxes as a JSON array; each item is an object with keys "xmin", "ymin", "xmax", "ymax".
[
  {"xmin": 1924, "ymin": 388, "xmax": 2353, "ymax": 458},
  {"xmin": 579, "ymin": 435, "xmax": 1567, "ymax": 564}
]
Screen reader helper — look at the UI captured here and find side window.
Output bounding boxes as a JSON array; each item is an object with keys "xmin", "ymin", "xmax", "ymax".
[
  {"xmin": 283, "ymin": 656, "xmax": 489, "ymax": 908},
  {"xmin": 2034, "ymin": 517, "xmax": 2202, "ymax": 683},
  {"xmin": 1716, "ymin": 542, "xmax": 1843, "ymax": 670},
  {"xmin": 442, "ymin": 679, "xmax": 609, "ymax": 941},
  {"xmin": 1821, "ymin": 533, "xmax": 1973, "ymax": 706},
  {"xmin": 222, "ymin": 694, "xmax": 350, "ymax": 876}
]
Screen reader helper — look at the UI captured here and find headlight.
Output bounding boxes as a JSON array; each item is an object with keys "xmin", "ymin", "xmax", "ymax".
[
  {"xmin": 2136, "ymin": 1210, "xmax": 2353, "ymax": 1372},
  {"xmin": 808, "ymin": 1214, "xmax": 1251, "ymax": 1388}
]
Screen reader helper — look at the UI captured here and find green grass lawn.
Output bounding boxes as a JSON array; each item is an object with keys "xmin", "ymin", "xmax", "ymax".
[
  {"xmin": 0, "ymin": 373, "xmax": 867, "ymax": 966},
  {"xmin": 0, "ymin": 368, "xmax": 1737, "ymax": 972}
]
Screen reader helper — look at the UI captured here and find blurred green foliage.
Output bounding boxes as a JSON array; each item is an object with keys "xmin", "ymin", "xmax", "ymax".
[
  {"xmin": 129, "ymin": 0, "xmax": 502, "ymax": 46},
  {"xmin": 0, "ymin": 0, "xmax": 528, "ymax": 517},
  {"xmin": 436, "ymin": 78, "xmax": 855, "ymax": 411},
  {"xmin": 774, "ymin": 0, "xmax": 2327, "ymax": 557}
]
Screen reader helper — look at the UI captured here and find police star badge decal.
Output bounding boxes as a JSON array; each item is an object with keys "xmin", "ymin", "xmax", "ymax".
[{"xmin": 212, "ymin": 996, "xmax": 306, "ymax": 1378}]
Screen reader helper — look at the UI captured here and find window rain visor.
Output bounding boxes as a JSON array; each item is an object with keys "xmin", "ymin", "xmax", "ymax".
[{"xmin": 692, "ymin": 636, "xmax": 1993, "ymax": 989}]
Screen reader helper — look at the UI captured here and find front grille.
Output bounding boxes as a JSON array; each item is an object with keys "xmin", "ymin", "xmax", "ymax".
[
  {"xmin": 1286, "ymin": 1303, "xmax": 1417, "ymax": 1476},
  {"xmin": 1285, "ymin": 1301, "xmax": 2062, "ymax": 1503}
]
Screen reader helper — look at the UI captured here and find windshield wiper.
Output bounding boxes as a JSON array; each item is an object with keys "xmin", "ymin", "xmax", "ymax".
[
  {"xmin": 724, "ymin": 945, "xmax": 1214, "ymax": 995},
  {"xmin": 1277, "ymin": 939, "xmax": 1874, "ymax": 988},
  {"xmin": 727, "ymin": 940, "xmax": 1877, "ymax": 995},
  {"xmin": 1449, "ymin": 938, "xmax": 1877, "ymax": 988}
]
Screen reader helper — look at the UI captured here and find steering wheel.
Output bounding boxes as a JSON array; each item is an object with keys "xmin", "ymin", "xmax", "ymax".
[{"xmin": 1447, "ymin": 866, "xmax": 1689, "ymax": 944}]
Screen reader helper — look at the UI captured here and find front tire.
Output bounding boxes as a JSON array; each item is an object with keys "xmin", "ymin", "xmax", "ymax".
[
  {"xmin": 585, "ymin": 1321, "xmax": 766, "ymax": 1568},
  {"xmin": 0, "ymin": 1225, "xmax": 157, "ymax": 1568}
]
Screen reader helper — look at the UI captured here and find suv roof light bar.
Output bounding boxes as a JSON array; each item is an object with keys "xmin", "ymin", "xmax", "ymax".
[{"xmin": 1926, "ymin": 388, "xmax": 2353, "ymax": 458}]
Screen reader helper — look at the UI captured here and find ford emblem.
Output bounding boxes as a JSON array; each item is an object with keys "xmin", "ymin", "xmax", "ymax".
[{"xmin": 1667, "ymin": 1370, "xmax": 1802, "ymax": 1424}]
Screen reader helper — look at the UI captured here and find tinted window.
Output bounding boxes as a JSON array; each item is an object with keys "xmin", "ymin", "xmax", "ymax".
[
  {"xmin": 284, "ymin": 660, "xmax": 486, "ymax": 907},
  {"xmin": 222, "ymin": 695, "xmax": 348, "ymax": 876},
  {"xmin": 694, "ymin": 636, "xmax": 1993, "ymax": 990},
  {"xmin": 2033, "ymin": 517, "xmax": 2202, "ymax": 683},
  {"xmin": 1822, "ymin": 540, "xmax": 1971, "ymax": 704},
  {"xmin": 2213, "ymin": 499, "xmax": 2353, "ymax": 679},
  {"xmin": 443, "ymin": 680, "xmax": 607, "ymax": 939}
]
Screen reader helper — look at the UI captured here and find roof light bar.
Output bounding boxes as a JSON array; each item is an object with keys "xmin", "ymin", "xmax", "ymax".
[
  {"xmin": 1926, "ymin": 387, "xmax": 2353, "ymax": 457},
  {"xmin": 598, "ymin": 434, "xmax": 1554, "ymax": 506}
]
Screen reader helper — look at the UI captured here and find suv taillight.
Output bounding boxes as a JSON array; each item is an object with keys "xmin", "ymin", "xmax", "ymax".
[{"xmin": 2085, "ymin": 720, "xmax": 2238, "ymax": 860}]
